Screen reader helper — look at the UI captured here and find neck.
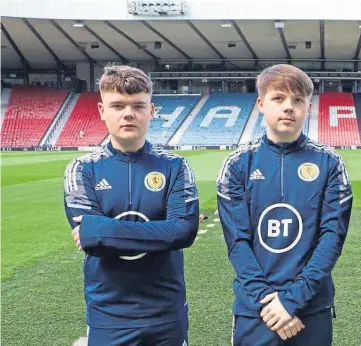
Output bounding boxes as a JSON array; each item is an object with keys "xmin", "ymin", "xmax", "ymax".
[
  {"xmin": 110, "ymin": 136, "xmax": 145, "ymax": 153},
  {"xmin": 266, "ymin": 128, "xmax": 301, "ymax": 144}
]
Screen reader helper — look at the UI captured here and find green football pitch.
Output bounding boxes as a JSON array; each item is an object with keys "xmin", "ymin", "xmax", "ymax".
[{"xmin": 2, "ymin": 150, "xmax": 361, "ymax": 346}]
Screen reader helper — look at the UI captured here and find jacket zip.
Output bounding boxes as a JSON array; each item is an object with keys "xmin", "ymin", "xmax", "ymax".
[
  {"xmin": 128, "ymin": 160, "xmax": 132, "ymax": 207},
  {"xmin": 280, "ymin": 151, "xmax": 284, "ymax": 198}
]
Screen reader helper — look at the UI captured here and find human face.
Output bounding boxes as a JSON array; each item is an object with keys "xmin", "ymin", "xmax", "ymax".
[
  {"xmin": 98, "ymin": 91, "xmax": 154, "ymax": 152},
  {"xmin": 257, "ymin": 88, "xmax": 311, "ymax": 143}
]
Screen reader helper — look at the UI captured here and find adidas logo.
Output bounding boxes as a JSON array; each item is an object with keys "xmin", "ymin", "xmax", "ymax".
[
  {"xmin": 249, "ymin": 169, "xmax": 265, "ymax": 180},
  {"xmin": 95, "ymin": 179, "xmax": 112, "ymax": 190}
]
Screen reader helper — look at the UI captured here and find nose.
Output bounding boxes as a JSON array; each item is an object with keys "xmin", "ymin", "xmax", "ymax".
[
  {"xmin": 283, "ymin": 98, "xmax": 294, "ymax": 112},
  {"xmin": 122, "ymin": 105, "xmax": 135, "ymax": 119}
]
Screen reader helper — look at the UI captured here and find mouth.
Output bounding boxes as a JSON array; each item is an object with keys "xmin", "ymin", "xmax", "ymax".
[
  {"xmin": 121, "ymin": 124, "xmax": 137, "ymax": 129},
  {"xmin": 280, "ymin": 118, "xmax": 295, "ymax": 122}
]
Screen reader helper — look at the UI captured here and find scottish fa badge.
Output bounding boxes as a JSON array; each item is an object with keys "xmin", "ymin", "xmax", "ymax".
[
  {"xmin": 144, "ymin": 172, "xmax": 166, "ymax": 191},
  {"xmin": 298, "ymin": 163, "xmax": 320, "ymax": 182}
]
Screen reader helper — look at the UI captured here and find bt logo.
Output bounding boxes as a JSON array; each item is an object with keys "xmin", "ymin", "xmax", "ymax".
[
  {"xmin": 267, "ymin": 219, "xmax": 292, "ymax": 237},
  {"xmin": 258, "ymin": 204, "xmax": 303, "ymax": 254}
]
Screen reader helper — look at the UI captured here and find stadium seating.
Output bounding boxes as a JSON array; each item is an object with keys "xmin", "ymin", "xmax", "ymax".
[
  {"xmin": 147, "ymin": 95, "xmax": 201, "ymax": 145},
  {"xmin": 56, "ymin": 94, "xmax": 200, "ymax": 147},
  {"xmin": 179, "ymin": 93, "xmax": 257, "ymax": 146},
  {"xmin": 1, "ymin": 86, "xmax": 67, "ymax": 147},
  {"xmin": 250, "ymin": 113, "xmax": 311, "ymax": 142},
  {"xmin": 318, "ymin": 92, "xmax": 361, "ymax": 146},
  {"xmin": 353, "ymin": 93, "xmax": 361, "ymax": 141},
  {"xmin": 56, "ymin": 92, "xmax": 106, "ymax": 147}
]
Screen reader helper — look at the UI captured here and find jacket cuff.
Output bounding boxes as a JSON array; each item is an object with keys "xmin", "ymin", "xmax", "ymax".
[
  {"xmin": 253, "ymin": 287, "xmax": 275, "ymax": 312},
  {"xmin": 278, "ymin": 291, "xmax": 299, "ymax": 318},
  {"xmin": 79, "ymin": 215, "xmax": 98, "ymax": 249}
]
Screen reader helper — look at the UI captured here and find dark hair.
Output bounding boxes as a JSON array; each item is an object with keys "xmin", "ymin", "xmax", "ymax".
[{"xmin": 98, "ymin": 64, "xmax": 153, "ymax": 95}]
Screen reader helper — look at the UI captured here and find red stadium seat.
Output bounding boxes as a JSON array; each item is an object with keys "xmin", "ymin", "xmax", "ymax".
[
  {"xmin": 318, "ymin": 92, "xmax": 361, "ymax": 146},
  {"xmin": 56, "ymin": 92, "xmax": 108, "ymax": 147},
  {"xmin": 1, "ymin": 86, "xmax": 67, "ymax": 147}
]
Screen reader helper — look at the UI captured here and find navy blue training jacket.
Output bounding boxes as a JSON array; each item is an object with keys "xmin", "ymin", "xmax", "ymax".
[
  {"xmin": 64, "ymin": 140, "xmax": 199, "ymax": 328},
  {"xmin": 216, "ymin": 134, "xmax": 353, "ymax": 318}
]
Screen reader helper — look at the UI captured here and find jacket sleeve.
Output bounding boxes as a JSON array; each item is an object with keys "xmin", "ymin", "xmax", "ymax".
[
  {"xmin": 79, "ymin": 157, "xmax": 199, "ymax": 255},
  {"xmin": 278, "ymin": 155, "xmax": 353, "ymax": 317},
  {"xmin": 217, "ymin": 155, "xmax": 274, "ymax": 311},
  {"xmin": 64, "ymin": 158, "xmax": 108, "ymax": 257},
  {"xmin": 64, "ymin": 158, "xmax": 104, "ymax": 228}
]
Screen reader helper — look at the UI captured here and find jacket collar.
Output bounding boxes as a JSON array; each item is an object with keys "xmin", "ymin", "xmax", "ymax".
[
  {"xmin": 106, "ymin": 140, "xmax": 151, "ymax": 162},
  {"xmin": 262, "ymin": 133, "xmax": 308, "ymax": 154}
]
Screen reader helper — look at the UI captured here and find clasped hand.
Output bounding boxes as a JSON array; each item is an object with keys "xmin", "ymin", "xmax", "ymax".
[{"xmin": 260, "ymin": 292, "xmax": 305, "ymax": 340}]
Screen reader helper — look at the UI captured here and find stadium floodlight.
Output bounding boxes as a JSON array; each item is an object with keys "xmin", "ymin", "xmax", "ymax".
[
  {"xmin": 127, "ymin": 0, "xmax": 188, "ymax": 15},
  {"xmin": 73, "ymin": 22, "xmax": 84, "ymax": 28},
  {"xmin": 221, "ymin": 23, "xmax": 232, "ymax": 28},
  {"xmin": 274, "ymin": 21, "xmax": 285, "ymax": 29},
  {"xmin": 359, "ymin": 24, "xmax": 361, "ymax": 29}
]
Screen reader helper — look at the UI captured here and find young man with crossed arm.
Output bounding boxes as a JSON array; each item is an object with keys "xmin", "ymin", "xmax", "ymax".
[{"xmin": 64, "ymin": 65, "xmax": 199, "ymax": 346}]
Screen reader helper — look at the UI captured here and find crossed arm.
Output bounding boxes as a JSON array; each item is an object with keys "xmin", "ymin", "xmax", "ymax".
[{"xmin": 64, "ymin": 158, "xmax": 200, "ymax": 257}]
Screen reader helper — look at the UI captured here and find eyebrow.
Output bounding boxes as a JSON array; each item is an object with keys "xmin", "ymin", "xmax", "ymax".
[
  {"xmin": 109, "ymin": 101, "xmax": 147, "ymax": 106},
  {"xmin": 271, "ymin": 91, "xmax": 304, "ymax": 97}
]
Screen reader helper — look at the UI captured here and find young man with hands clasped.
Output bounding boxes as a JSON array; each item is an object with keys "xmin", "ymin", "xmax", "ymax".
[{"xmin": 217, "ymin": 64, "xmax": 353, "ymax": 346}]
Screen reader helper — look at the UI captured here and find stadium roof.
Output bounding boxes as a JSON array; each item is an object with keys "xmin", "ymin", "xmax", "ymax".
[{"xmin": 2, "ymin": 17, "xmax": 361, "ymax": 70}]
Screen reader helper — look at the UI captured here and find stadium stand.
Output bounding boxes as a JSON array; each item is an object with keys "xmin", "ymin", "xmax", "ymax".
[
  {"xmin": 147, "ymin": 95, "xmax": 201, "ymax": 145},
  {"xmin": 318, "ymin": 92, "xmax": 361, "ymax": 146},
  {"xmin": 1, "ymin": 86, "xmax": 68, "ymax": 147},
  {"xmin": 179, "ymin": 93, "xmax": 257, "ymax": 146},
  {"xmin": 250, "ymin": 113, "xmax": 311, "ymax": 142},
  {"xmin": 56, "ymin": 94, "xmax": 200, "ymax": 147},
  {"xmin": 56, "ymin": 92, "xmax": 106, "ymax": 147},
  {"xmin": 352, "ymin": 93, "xmax": 361, "ymax": 140}
]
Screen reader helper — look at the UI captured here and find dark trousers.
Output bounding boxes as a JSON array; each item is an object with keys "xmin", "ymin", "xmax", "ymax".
[
  {"xmin": 233, "ymin": 308, "xmax": 333, "ymax": 346},
  {"xmin": 88, "ymin": 315, "xmax": 188, "ymax": 346}
]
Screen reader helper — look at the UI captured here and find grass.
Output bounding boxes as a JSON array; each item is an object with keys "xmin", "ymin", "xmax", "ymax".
[{"xmin": 1, "ymin": 150, "xmax": 361, "ymax": 345}]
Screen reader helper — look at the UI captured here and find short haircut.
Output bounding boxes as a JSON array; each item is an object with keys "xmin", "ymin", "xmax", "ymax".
[
  {"xmin": 98, "ymin": 64, "xmax": 153, "ymax": 95},
  {"xmin": 256, "ymin": 64, "xmax": 314, "ymax": 99}
]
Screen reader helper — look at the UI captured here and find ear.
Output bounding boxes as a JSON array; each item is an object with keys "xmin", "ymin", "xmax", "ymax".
[
  {"xmin": 308, "ymin": 101, "xmax": 312, "ymax": 115},
  {"xmin": 98, "ymin": 102, "xmax": 105, "ymax": 120},
  {"xmin": 257, "ymin": 97, "xmax": 264, "ymax": 113}
]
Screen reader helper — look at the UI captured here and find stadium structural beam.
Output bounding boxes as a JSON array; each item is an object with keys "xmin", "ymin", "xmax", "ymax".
[
  {"xmin": 22, "ymin": 18, "xmax": 66, "ymax": 70},
  {"xmin": 186, "ymin": 21, "xmax": 240, "ymax": 69},
  {"xmin": 104, "ymin": 21, "xmax": 159, "ymax": 62},
  {"xmin": 49, "ymin": 20, "xmax": 95, "ymax": 63},
  {"xmin": 93, "ymin": 57, "xmax": 361, "ymax": 64},
  {"xmin": 1, "ymin": 22, "xmax": 31, "ymax": 84},
  {"xmin": 141, "ymin": 21, "xmax": 192, "ymax": 62},
  {"xmin": 319, "ymin": 20, "xmax": 325, "ymax": 71},
  {"xmin": 186, "ymin": 20, "xmax": 224, "ymax": 60},
  {"xmin": 353, "ymin": 32, "xmax": 361, "ymax": 62},
  {"xmin": 90, "ymin": 60, "xmax": 95, "ymax": 92},
  {"xmin": 276, "ymin": 27, "xmax": 292, "ymax": 64},
  {"xmin": 231, "ymin": 20, "xmax": 259, "ymax": 64},
  {"xmin": 78, "ymin": 21, "xmax": 128, "ymax": 64}
]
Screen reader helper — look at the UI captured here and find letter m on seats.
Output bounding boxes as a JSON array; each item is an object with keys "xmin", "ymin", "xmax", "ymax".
[{"xmin": 200, "ymin": 106, "xmax": 241, "ymax": 127}]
